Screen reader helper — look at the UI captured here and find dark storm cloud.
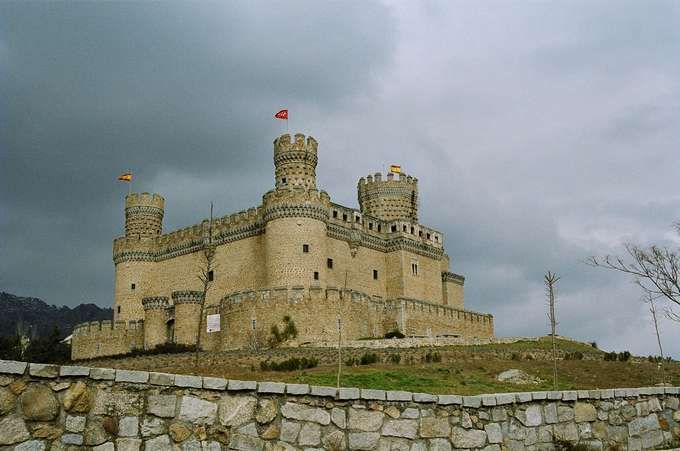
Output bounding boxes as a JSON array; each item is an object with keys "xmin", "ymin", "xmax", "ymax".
[{"xmin": 2, "ymin": 1, "xmax": 680, "ymax": 357}]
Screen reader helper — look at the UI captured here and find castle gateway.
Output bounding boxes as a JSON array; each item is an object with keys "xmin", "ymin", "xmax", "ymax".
[{"xmin": 72, "ymin": 133, "xmax": 493, "ymax": 359}]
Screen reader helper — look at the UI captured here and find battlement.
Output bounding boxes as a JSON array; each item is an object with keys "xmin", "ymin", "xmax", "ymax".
[
  {"xmin": 273, "ymin": 133, "xmax": 318, "ymax": 156},
  {"xmin": 358, "ymin": 172, "xmax": 418, "ymax": 188},
  {"xmin": 357, "ymin": 172, "xmax": 419, "ymax": 222},
  {"xmin": 220, "ymin": 286, "xmax": 384, "ymax": 310},
  {"xmin": 142, "ymin": 296, "xmax": 169, "ymax": 310},
  {"xmin": 125, "ymin": 192, "xmax": 165, "ymax": 210},
  {"xmin": 71, "ymin": 319, "xmax": 144, "ymax": 360},
  {"xmin": 171, "ymin": 290, "xmax": 204, "ymax": 305}
]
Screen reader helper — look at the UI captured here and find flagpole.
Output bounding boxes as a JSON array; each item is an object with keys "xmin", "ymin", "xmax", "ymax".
[{"xmin": 128, "ymin": 169, "xmax": 132, "ymax": 195}]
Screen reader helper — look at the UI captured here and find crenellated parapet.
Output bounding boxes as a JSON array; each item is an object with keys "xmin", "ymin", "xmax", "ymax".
[
  {"xmin": 142, "ymin": 296, "xmax": 169, "ymax": 310},
  {"xmin": 71, "ymin": 319, "xmax": 145, "ymax": 360},
  {"xmin": 125, "ymin": 192, "xmax": 165, "ymax": 238},
  {"xmin": 262, "ymin": 187, "xmax": 331, "ymax": 223},
  {"xmin": 171, "ymin": 290, "xmax": 204, "ymax": 305},
  {"xmin": 273, "ymin": 133, "xmax": 319, "ymax": 190},
  {"xmin": 442, "ymin": 271, "xmax": 465, "ymax": 285},
  {"xmin": 358, "ymin": 172, "xmax": 418, "ymax": 222}
]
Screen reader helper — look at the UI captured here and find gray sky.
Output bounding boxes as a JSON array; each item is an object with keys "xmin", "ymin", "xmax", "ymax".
[{"xmin": 2, "ymin": 1, "xmax": 680, "ymax": 358}]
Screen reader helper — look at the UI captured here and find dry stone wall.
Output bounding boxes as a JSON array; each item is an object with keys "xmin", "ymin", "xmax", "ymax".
[{"xmin": 0, "ymin": 359, "xmax": 679, "ymax": 450}]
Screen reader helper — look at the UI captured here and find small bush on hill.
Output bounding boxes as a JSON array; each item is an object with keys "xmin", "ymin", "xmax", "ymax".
[
  {"xmin": 388, "ymin": 353, "xmax": 401, "ymax": 364},
  {"xmin": 564, "ymin": 351, "xmax": 584, "ymax": 360},
  {"xmin": 260, "ymin": 357, "xmax": 318, "ymax": 372},
  {"xmin": 589, "ymin": 341, "xmax": 598, "ymax": 349},
  {"xmin": 618, "ymin": 351, "xmax": 631, "ymax": 362},
  {"xmin": 384, "ymin": 330, "xmax": 405, "ymax": 339},
  {"xmin": 360, "ymin": 352, "xmax": 379, "ymax": 365},
  {"xmin": 423, "ymin": 351, "xmax": 441, "ymax": 363}
]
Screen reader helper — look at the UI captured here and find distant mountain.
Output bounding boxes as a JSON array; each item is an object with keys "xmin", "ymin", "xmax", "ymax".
[{"xmin": 0, "ymin": 292, "xmax": 112, "ymax": 338}]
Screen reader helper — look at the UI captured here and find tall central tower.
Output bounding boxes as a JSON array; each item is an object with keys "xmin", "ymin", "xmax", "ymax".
[{"xmin": 263, "ymin": 133, "xmax": 330, "ymax": 288}]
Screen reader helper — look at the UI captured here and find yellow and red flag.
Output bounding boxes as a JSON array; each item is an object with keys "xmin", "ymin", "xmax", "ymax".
[
  {"xmin": 274, "ymin": 109, "xmax": 288, "ymax": 120},
  {"xmin": 389, "ymin": 164, "xmax": 401, "ymax": 174},
  {"xmin": 118, "ymin": 172, "xmax": 133, "ymax": 182}
]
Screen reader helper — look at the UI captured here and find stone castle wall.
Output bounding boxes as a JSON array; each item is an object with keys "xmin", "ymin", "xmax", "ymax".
[
  {"xmin": 72, "ymin": 287, "xmax": 493, "ymax": 360},
  {"xmin": 0, "ymin": 359, "xmax": 678, "ymax": 450},
  {"xmin": 71, "ymin": 321, "xmax": 144, "ymax": 360}
]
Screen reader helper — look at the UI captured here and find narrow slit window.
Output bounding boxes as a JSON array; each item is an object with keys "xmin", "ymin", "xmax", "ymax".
[
  {"xmin": 333, "ymin": 210, "xmax": 338, "ymax": 218},
  {"xmin": 373, "ymin": 270, "xmax": 378, "ymax": 280},
  {"xmin": 208, "ymin": 270, "xmax": 214, "ymax": 281},
  {"xmin": 368, "ymin": 223, "xmax": 373, "ymax": 230},
  {"xmin": 303, "ymin": 244, "xmax": 309, "ymax": 253},
  {"xmin": 327, "ymin": 258, "xmax": 333, "ymax": 269},
  {"xmin": 117, "ymin": 306, "xmax": 121, "ymax": 314},
  {"xmin": 342, "ymin": 213, "xmax": 348, "ymax": 221},
  {"xmin": 251, "ymin": 319, "xmax": 256, "ymax": 330},
  {"xmin": 131, "ymin": 283, "xmax": 136, "ymax": 290},
  {"xmin": 391, "ymin": 225, "xmax": 397, "ymax": 232},
  {"xmin": 313, "ymin": 271, "xmax": 319, "ymax": 280}
]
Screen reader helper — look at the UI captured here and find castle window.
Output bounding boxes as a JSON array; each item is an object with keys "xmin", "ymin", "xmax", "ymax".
[
  {"xmin": 427, "ymin": 233, "xmax": 431, "ymax": 240},
  {"xmin": 251, "ymin": 319, "xmax": 256, "ymax": 330},
  {"xmin": 355, "ymin": 216, "xmax": 360, "ymax": 223},
  {"xmin": 391, "ymin": 225, "xmax": 397, "ymax": 232},
  {"xmin": 342, "ymin": 213, "xmax": 347, "ymax": 221},
  {"xmin": 327, "ymin": 258, "xmax": 333, "ymax": 269},
  {"xmin": 403, "ymin": 225, "xmax": 407, "ymax": 232},
  {"xmin": 281, "ymin": 177, "xmax": 287, "ymax": 184},
  {"xmin": 303, "ymin": 244, "xmax": 309, "ymax": 253},
  {"xmin": 208, "ymin": 270, "xmax": 214, "ymax": 282},
  {"xmin": 411, "ymin": 261, "xmax": 419, "ymax": 276},
  {"xmin": 333, "ymin": 210, "xmax": 338, "ymax": 219},
  {"xmin": 378, "ymin": 225, "xmax": 382, "ymax": 232},
  {"xmin": 411, "ymin": 227, "xmax": 415, "ymax": 234},
  {"xmin": 435, "ymin": 236, "xmax": 439, "ymax": 242},
  {"xmin": 419, "ymin": 230, "xmax": 423, "ymax": 237},
  {"xmin": 131, "ymin": 283, "xmax": 136, "ymax": 290},
  {"xmin": 117, "ymin": 306, "xmax": 121, "ymax": 314},
  {"xmin": 368, "ymin": 223, "xmax": 373, "ymax": 230},
  {"xmin": 373, "ymin": 270, "xmax": 378, "ymax": 280},
  {"xmin": 313, "ymin": 271, "xmax": 319, "ymax": 280}
]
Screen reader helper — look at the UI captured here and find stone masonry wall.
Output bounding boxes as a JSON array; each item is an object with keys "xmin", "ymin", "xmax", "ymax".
[{"xmin": 0, "ymin": 360, "xmax": 678, "ymax": 450}]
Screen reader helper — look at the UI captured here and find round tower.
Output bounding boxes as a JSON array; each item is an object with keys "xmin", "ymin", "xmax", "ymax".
[
  {"xmin": 357, "ymin": 172, "xmax": 418, "ymax": 222},
  {"xmin": 273, "ymin": 133, "xmax": 318, "ymax": 189},
  {"xmin": 172, "ymin": 291, "xmax": 203, "ymax": 347},
  {"xmin": 142, "ymin": 296, "xmax": 169, "ymax": 350},
  {"xmin": 264, "ymin": 133, "xmax": 330, "ymax": 289},
  {"xmin": 125, "ymin": 192, "xmax": 165, "ymax": 238},
  {"xmin": 113, "ymin": 192, "xmax": 165, "ymax": 323}
]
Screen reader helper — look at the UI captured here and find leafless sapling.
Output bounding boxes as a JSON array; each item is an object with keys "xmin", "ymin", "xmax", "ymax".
[{"xmin": 545, "ymin": 271, "xmax": 560, "ymax": 391}]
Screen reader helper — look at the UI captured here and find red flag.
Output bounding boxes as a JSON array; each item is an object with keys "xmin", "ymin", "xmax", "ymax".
[{"xmin": 274, "ymin": 109, "xmax": 288, "ymax": 120}]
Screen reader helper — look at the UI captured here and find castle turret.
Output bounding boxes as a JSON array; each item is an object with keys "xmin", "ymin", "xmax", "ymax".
[
  {"xmin": 125, "ymin": 192, "xmax": 165, "ymax": 238},
  {"xmin": 172, "ymin": 291, "xmax": 203, "ymax": 347},
  {"xmin": 273, "ymin": 133, "xmax": 318, "ymax": 190},
  {"xmin": 113, "ymin": 192, "xmax": 165, "ymax": 323},
  {"xmin": 357, "ymin": 172, "xmax": 418, "ymax": 222},
  {"xmin": 142, "ymin": 296, "xmax": 169, "ymax": 349},
  {"xmin": 264, "ymin": 133, "xmax": 330, "ymax": 289}
]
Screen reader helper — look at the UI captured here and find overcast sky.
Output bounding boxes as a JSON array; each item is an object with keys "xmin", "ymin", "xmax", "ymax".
[{"xmin": 2, "ymin": 1, "xmax": 680, "ymax": 358}]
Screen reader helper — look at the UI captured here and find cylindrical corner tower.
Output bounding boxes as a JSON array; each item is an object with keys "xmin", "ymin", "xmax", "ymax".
[
  {"xmin": 125, "ymin": 192, "xmax": 165, "ymax": 238},
  {"xmin": 264, "ymin": 133, "xmax": 329, "ymax": 289},
  {"xmin": 172, "ymin": 291, "xmax": 203, "ymax": 346},
  {"xmin": 357, "ymin": 172, "xmax": 418, "ymax": 221},
  {"xmin": 273, "ymin": 133, "xmax": 318, "ymax": 189},
  {"xmin": 142, "ymin": 296, "xmax": 169, "ymax": 350}
]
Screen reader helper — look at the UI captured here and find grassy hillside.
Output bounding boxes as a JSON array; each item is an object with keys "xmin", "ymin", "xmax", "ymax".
[{"xmin": 88, "ymin": 338, "xmax": 679, "ymax": 394}]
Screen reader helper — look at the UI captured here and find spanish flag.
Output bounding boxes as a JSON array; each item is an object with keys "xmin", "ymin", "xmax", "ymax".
[
  {"xmin": 118, "ymin": 172, "xmax": 133, "ymax": 182},
  {"xmin": 389, "ymin": 164, "xmax": 401, "ymax": 174}
]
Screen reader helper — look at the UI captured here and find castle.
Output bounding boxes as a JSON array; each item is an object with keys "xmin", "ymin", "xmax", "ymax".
[{"xmin": 71, "ymin": 133, "xmax": 493, "ymax": 359}]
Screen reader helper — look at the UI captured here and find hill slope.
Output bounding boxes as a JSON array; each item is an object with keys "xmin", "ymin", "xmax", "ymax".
[{"xmin": 0, "ymin": 292, "xmax": 112, "ymax": 338}]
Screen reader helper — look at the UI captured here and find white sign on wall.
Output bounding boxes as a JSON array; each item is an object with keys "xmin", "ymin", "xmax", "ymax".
[{"xmin": 207, "ymin": 314, "xmax": 221, "ymax": 333}]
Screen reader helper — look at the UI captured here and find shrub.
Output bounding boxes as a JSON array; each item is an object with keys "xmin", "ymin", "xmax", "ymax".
[
  {"xmin": 603, "ymin": 352, "xmax": 619, "ymax": 361},
  {"xmin": 388, "ymin": 353, "xmax": 401, "ymax": 364},
  {"xmin": 617, "ymin": 351, "xmax": 631, "ymax": 362},
  {"xmin": 260, "ymin": 357, "xmax": 318, "ymax": 372},
  {"xmin": 360, "ymin": 352, "xmax": 379, "ymax": 365},
  {"xmin": 384, "ymin": 330, "xmax": 405, "ymax": 339},
  {"xmin": 511, "ymin": 352, "xmax": 521, "ymax": 361},
  {"xmin": 423, "ymin": 351, "xmax": 441, "ymax": 363},
  {"xmin": 344, "ymin": 357, "xmax": 358, "ymax": 367},
  {"xmin": 565, "ymin": 351, "xmax": 584, "ymax": 361},
  {"xmin": 268, "ymin": 316, "xmax": 298, "ymax": 348},
  {"xmin": 589, "ymin": 341, "xmax": 598, "ymax": 349}
]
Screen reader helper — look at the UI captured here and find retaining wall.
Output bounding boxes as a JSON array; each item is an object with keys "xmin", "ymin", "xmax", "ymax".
[{"xmin": 0, "ymin": 360, "xmax": 678, "ymax": 450}]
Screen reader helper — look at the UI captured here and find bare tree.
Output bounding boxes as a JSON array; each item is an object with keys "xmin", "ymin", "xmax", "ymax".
[
  {"xmin": 644, "ymin": 293, "xmax": 667, "ymax": 385},
  {"xmin": 586, "ymin": 226, "xmax": 680, "ymax": 322},
  {"xmin": 195, "ymin": 202, "xmax": 216, "ymax": 369},
  {"xmin": 545, "ymin": 271, "xmax": 560, "ymax": 391}
]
